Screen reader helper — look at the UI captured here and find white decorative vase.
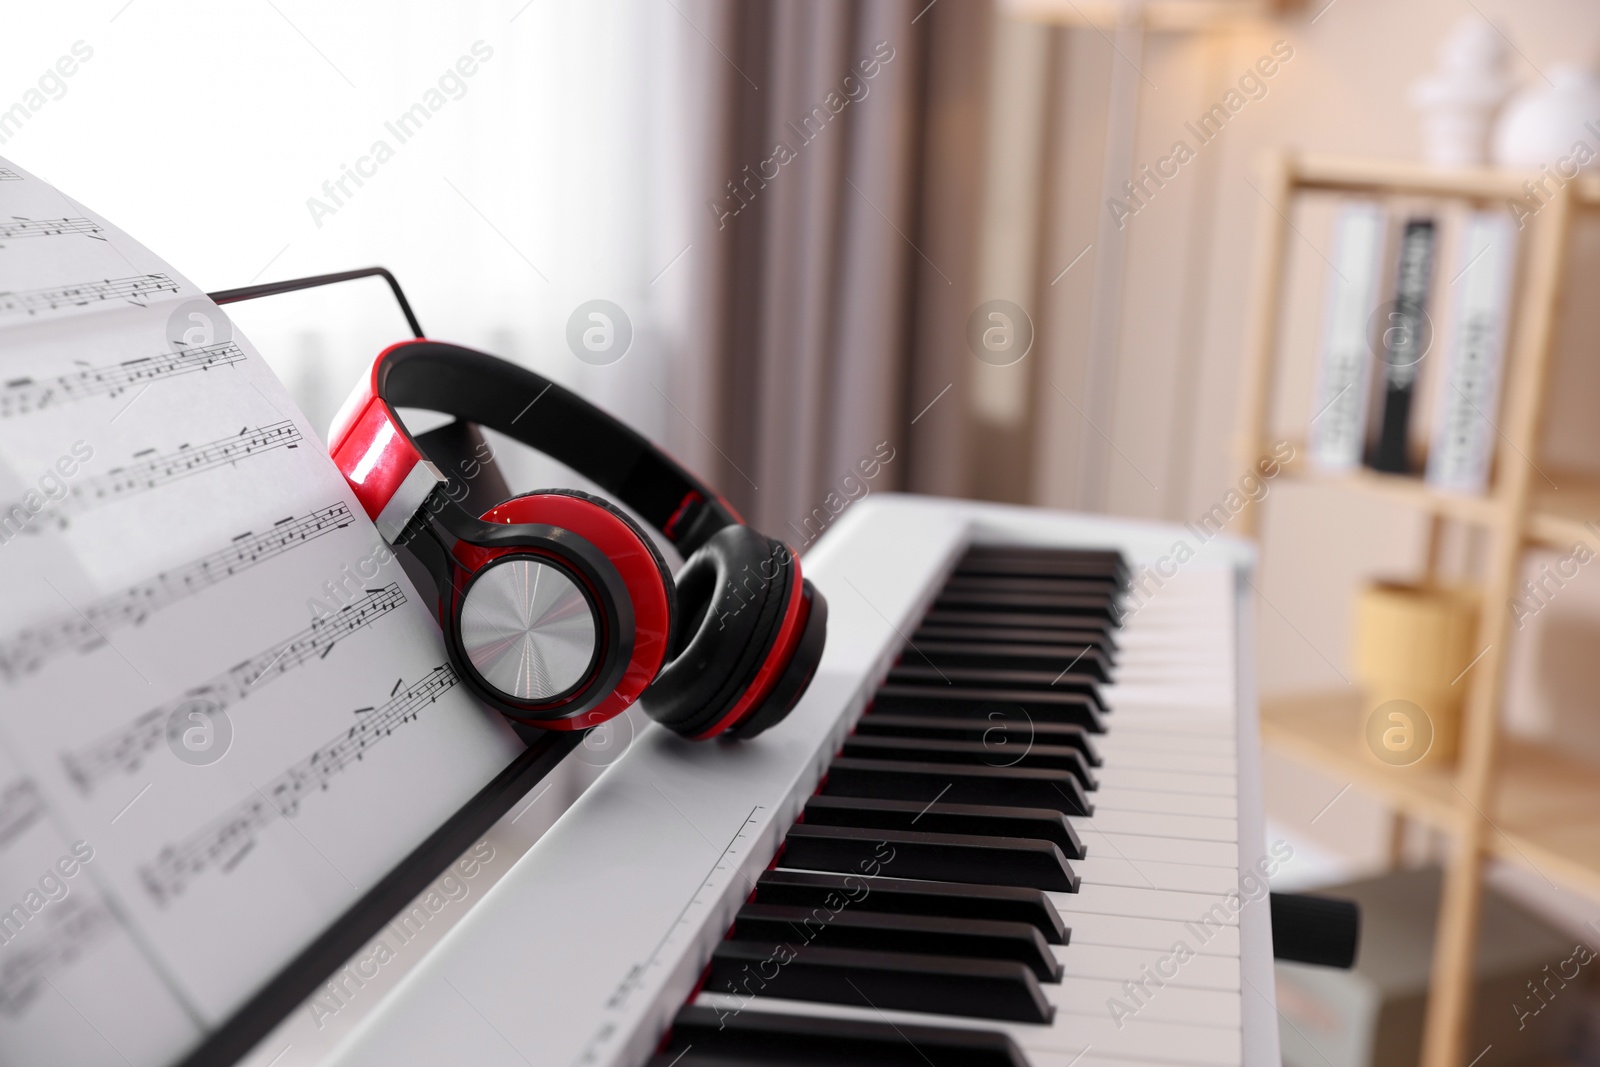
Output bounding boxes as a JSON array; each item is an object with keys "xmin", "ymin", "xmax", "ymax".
[
  {"xmin": 1409, "ymin": 17, "xmax": 1514, "ymax": 168},
  {"xmin": 1494, "ymin": 63, "xmax": 1600, "ymax": 170}
]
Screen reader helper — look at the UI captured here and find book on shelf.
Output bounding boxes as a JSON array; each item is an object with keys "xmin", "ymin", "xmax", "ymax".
[
  {"xmin": 1366, "ymin": 217, "xmax": 1437, "ymax": 474},
  {"xmin": 1309, "ymin": 201, "xmax": 1387, "ymax": 471},
  {"xmin": 1426, "ymin": 211, "xmax": 1517, "ymax": 494}
]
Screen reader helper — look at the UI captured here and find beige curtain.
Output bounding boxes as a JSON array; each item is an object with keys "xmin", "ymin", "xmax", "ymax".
[{"xmin": 691, "ymin": 0, "xmax": 1001, "ymax": 539}]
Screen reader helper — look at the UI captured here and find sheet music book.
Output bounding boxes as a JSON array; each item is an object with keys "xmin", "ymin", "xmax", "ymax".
[
  {"xmin": 1308, "ymin": 202, "xmax": 1386, "ymax": 471},
  {"xmin": 1426, "ymin": 211, "xmax": 1517, "ymax": 494},
  {"xmin": 0, "ymin": 157, "xmax": 524, "ymax": 1065}
]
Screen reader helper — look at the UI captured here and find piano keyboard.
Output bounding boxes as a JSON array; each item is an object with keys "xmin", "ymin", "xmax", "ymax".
[{"xmin": 325, "ymin": 496, "xmax": 1279, "ymax": 1067}]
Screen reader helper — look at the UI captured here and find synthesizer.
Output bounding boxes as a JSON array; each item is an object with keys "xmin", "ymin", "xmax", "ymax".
[{"xmin": 324, "ymin": 494, "xmax": 1279, "ymax": 1067}]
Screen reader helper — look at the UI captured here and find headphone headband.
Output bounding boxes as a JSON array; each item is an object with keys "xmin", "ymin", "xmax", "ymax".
[{"xmin": 329, "ymin": 340, "xmax": 740, "ymax": 552}]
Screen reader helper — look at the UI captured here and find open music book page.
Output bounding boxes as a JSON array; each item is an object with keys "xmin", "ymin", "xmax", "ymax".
[{"xmin": 0, "ymin": 157, "xmax": 524, "ymax": 1065}]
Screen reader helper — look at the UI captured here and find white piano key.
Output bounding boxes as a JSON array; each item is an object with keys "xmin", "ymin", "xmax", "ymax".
[
  {"xmin": 1032, "ymin": 1051, "xmax": 1237, "ymax": 1067},
  {"xmin": 1093, "ymin": 789, "xmax": 1238, "ymax": 819},
  {"xmin": 1071, "ymin": 809, "xmax": 1238, "ymax": 843},
  {"xmin": 1048, "ymin": 884, "xmax": 1238, "ymax": 925},
  {"xmin": 1073, "ymin": 856, "xmax": 1239, "ymax": 894},
  {"xmin": 1094, "ymin": 733, "xmax": 1237, "ymax": 757},
  {"xmin": 1098, "ymin": 750, "xmax": 1237, "ymax": 776},
  {"xmin": 1017, "ymin": 1006, "xmax": 1242, "ymax": 1064},
  {"xmin": 1064, "ymin": 912, "xmax": 1240, "ymax": 957},
  {"xmin": 1096, "ymin": 769, "xmax": 1238, "ymax": 797},
  {"xmin": 1102, "ymin": 714, "xmax": 1235, "ymax": 736},
  {"xmin": 1074, "ymin": 829, "xmax": 1239, "ymax": 867},
  {"xmin": 1048, "ymin": 978, "xmax": 1242, "ymax": 1029},
  {"xmin": 1112, "ymin": 663, "xmax": 1232, "ymax": 678},
  {"xmin": 1055, "ymin": 942, "xmax": 1241, "ymax": 990}
]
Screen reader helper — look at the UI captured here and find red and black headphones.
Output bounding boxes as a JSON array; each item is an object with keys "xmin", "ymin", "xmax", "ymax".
[
  {"xmin": 209, "ymin": 268, "xmax": 826, "ymax": 740},
  {"xmin": 323, "ymin": 338, "xmax": 827, "ymax": 740}
]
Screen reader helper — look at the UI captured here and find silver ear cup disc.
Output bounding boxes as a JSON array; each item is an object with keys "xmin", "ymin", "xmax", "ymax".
[{"xmin": 458, "ymin": 557, "xmax": 599, "ymax": 703}]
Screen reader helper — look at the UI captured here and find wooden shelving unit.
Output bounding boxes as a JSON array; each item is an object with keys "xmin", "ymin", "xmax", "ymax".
[{"xmin": 1237, "ymin": 152, "xmax": 1600, "ymax": 1067}]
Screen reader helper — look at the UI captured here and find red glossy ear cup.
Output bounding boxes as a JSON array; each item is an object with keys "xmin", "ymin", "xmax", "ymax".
[
  {"xmin": 449, "ymin": 490, "xmax": 675, "ymax": 730},
  {"xmin": 641, "ymin": 525, "xmax": 819, "ymax": 739}
]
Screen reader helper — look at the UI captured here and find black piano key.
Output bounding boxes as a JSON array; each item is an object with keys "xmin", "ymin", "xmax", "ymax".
[
  {"xmin": 909, "ymin": 639, "xmax": 1112, "ymax": 681},
  {"xmin": 913, "ymin": 623, "xmax": 1118, "ymax": 660},
  {"xmin": 730, "ymin": 903, "xmax": 1062, "ymax": 981},
  {"xmin": 921, "ymin": 608, "xmax": 1120, "ymax": 637},
  {"xmin": 953, "ymin": 566, "xmax": 1132, "ymax": 591},
  {"xmin": 652, "ymin": 1006, "xmax": 1030, "ymax": 1067},
  {"xmin": 707, "ymin": 941, "xmax": 1054, "ymax": 1024},
  {"xmin": 839, "ymin": 735, "xmax": 1097, "ymax": 790},
  {"xmin": 887, "ymin": 664, "xmax": 1105, "ymax": 707},
  {"xmin": 961, "ymin": 543, "xmax": 1124, "ymax": 572},
  {"xmin": 942, "ymin": 575, "xmax": 1120, "ymax": 598},
  {"xmin": 873, "ymin": 685, "xmax": 1106, "ymax": 732},
  {"xmin": 932, "ymin": 589, "xmax": 1118, "ymax": 621},
  {"xmin": 854, "ymin": 712, "xmax": 1102, "ymax": 766},
  {"xmin": 825, "ymin": 758, "xmax": 1092, "ymax": 816},
  {"xmin": 781, "ymin": 822, "xmax": 1079, "ymax": 893},
  {"xmin": 802, "ymin": 795, "xmax": 1086, "ymax": 860},
  {"xmin": 755, "ymin": 870, "xmax": 1070, "ymax": 944}
]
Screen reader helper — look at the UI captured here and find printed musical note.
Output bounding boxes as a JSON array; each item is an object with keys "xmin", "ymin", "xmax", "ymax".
[
  {"xmin": 138, "ymin": 665, "xmax": 461, "ymax": 905},
  {"xmin": 0, "ymin": 504, "xmax": 353, "ymax": 679},
  {"xmin": 11, "ymin": 422, "xmax": 304, "ymax": 533},
  {"xmin": 0, "ymin": 778, "xmax": 43, "ymax": 850},
  {"xmin": 0, "ymin": 899, "xmax": 113, "ymax": 1017},
  {"xmin": 62, "ymin": 585, "xmax": 407, "ymax": 794},
  {"xmin": 0, "ymin": 217, "xmax": 105, "ymax": 243},
  {"xmin": 0, "ymin": 169, "xmax": 21, "ymax": 182},
  {"xmin": 0, "ymin": 341, "xmax": 246, "ymax": 418},
  {"xmin": 0, "ymin": 274, "xmax": 179, "ymax": 318}
]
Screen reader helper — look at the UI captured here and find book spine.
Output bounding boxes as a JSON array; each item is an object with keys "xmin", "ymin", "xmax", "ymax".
[
  {"xmin": 1368, "ymin": 218, "xmax": 1437, "ymax": 473},
  {"xmin": 1426, "ymin": 213, "xmax": 1517, "ymax": 494},
  {"xmin": 1309, "ymin": 203, "xmax": 1386, "ymax": 471}
]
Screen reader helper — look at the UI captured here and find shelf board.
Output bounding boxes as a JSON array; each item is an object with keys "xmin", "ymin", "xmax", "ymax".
[
  {"xmin": 1275, "ymin": 448, "xmax": 1504, "ymax": 527},
  {"xmin": 1262, "ymin": 690, "xmax": 1600, "ymax": 901},
  {"xmin": 1261, "ymin": 690, "xmax": 1459, "ymax": 825},
  {"xmin": 1285, "ymin": 153, "xmax": 1600, "ymax": 206},
  {"xmin": 1274, "ymin": 449, "xmax": 1600, "ymax": 550}
]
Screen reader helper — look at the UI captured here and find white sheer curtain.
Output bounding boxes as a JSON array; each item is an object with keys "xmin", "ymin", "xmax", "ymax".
[
  {"xmin": 0, "ymin": 0, "xmax": 724, "ymax": 494},
  {"xmin": 0, "ymin": 0, "xmax": 729, "ymax": 911}
]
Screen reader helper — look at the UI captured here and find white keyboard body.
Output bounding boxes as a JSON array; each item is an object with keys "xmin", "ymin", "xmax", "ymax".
[{"xmin": 325, "ymin": 494, "xmax": 1280, "ymax": 1067}]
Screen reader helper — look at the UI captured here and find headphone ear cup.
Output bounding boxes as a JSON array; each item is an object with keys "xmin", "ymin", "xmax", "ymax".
[
  {"xmin": 463, "ymin": 488, "xmax": 677, "ymax": 728},
  {"xmin": 507, "ymin": 488, "xmax": 678, "ymax": 640},
  {"xmin": 642, "ymin": 526, "xmax": 792, "ymax": 738}
]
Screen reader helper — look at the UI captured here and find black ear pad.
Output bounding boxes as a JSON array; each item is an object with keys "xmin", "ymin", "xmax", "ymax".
[
  {"xmin": 642, "ymin": 525, "xmax": 793, "ymax": 737},
  {"xmin": 724, "ymin": 579, "xmax": 827, "ymax": 739},
  {"xmin": 511, "ymin": 488, "xmax": 678, "ymax": 638}
]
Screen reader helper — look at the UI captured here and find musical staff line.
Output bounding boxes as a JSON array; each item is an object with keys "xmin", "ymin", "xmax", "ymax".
[
  {"xmin": 0, "ymin": 778, "xmax": 44, "ymax": 850},
  {"xmin": 0, "ymin": 503, "xmax": 353, "ymax": 679},
  {"xmin": 0, "ymin": 217, "xmax": 105, "ymax": 243},
  {"xmin": 1, "ymin": 341, "xmax": 247, "ymax": 418},
  {"xmin": 18, "ymin": 422, "xmax": 304, "ymax": 530},
  {"xmin": 0, "ymin": 274, "xmax": 179, "ymax": 318},
  {"xmin": 62, "ymin": 584, "xmax": 407, "ymax": 794},
  {"xmin": 0, "ymin": 900, "xmax": 114, "ymax": 1017},
  {"xmin": 138, "ymin": 665, "xmax": 461, "ymax": 906}
]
